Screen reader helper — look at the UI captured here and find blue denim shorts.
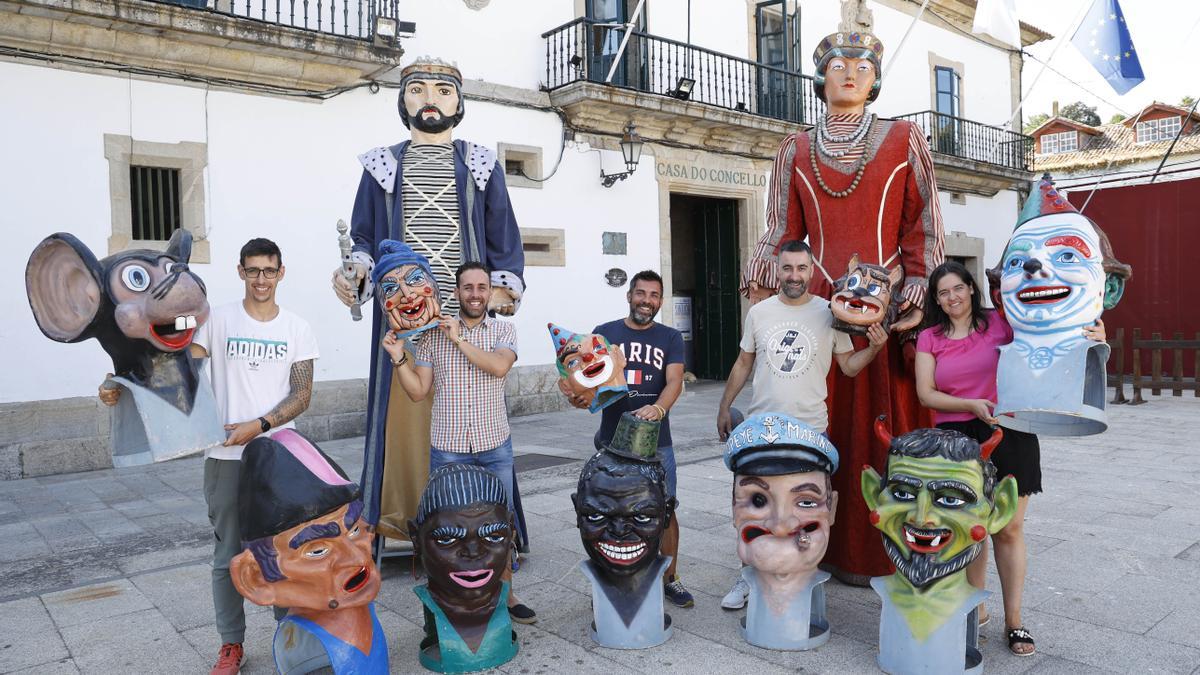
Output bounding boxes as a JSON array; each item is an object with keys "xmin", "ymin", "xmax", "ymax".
[{"xmin": 429, "ymin": 437, "xmax": 515, "ymax": 511}]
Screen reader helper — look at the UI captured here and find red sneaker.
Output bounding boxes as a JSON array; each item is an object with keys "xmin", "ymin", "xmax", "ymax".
[{"xmin": 211, "ymin": 643, "xmax": 246, "ymax": 675}]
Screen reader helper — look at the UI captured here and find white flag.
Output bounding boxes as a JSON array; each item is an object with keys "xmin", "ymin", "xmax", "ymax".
[{"xmin": 972, "ymin": 0, "xmax": 1022, "ymax": 49}]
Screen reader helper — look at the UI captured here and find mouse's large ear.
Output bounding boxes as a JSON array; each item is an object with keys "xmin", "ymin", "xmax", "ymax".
[
  {"xmin": 25, "ymin": 233, "xmax": 104, "ymax": 343},
  {"xmin": 165, "ymin": 228, "xmax": 193, "ymax": 263}
]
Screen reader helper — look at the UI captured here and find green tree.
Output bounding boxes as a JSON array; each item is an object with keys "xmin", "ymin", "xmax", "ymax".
[
  {"xmin": 1182, "ymin": 96, "xmax": 1196, "ymax": 109},
  {"xmin": 1109, "ymin": 113, "xmax": 1127, "ymax": 124},
  {"xmin": 1060, "ymin": 101, "xmax": 1101, "ymax": 126},
  {"xmin": 1023, "ymin": 112, "xmax": 1050, "ymax": 133}
]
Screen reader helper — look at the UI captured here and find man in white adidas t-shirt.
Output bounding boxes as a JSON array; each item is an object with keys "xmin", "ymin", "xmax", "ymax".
[{"xmin": 100, "ymin": 237, "xmax": 318, "ymax": 675}]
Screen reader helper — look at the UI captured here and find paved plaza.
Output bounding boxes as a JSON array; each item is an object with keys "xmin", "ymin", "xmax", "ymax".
[{"xmin": 1, "ymin": 382, "xmax": 1198, "ymax": 674}]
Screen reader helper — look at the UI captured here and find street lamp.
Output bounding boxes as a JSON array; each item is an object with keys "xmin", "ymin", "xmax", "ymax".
[{"xmin": 601, "ymin": 122, "xmax": 644, "ymax": 188}]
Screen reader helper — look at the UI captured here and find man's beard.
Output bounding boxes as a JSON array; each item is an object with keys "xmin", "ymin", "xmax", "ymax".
[
  {"xmin": 628, "ymin": 305, "xmax": 657, "ymax": 326},
  {"xmin": 882, "ymin": 536, "xmax": 980, "ymax": 589},
  {"xmin": 781, "ymin": 280, "xmax": 808, "ymax": 299},
  {"xmin": 409, "ymin": 106, "xmax": 458, "ymax": 133},
  {"xmin": 459, "ymin": 298, "xmax": 486, "ymax": 320}
]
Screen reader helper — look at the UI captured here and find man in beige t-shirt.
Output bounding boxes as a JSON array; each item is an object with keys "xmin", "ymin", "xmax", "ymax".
[
  {"xmin": 715, "ymin": 239, "xmax": 887, "ymax": 609},
  {"xmin": 736, "ymin": 291, "xmax": 848, "ymax": 431}
]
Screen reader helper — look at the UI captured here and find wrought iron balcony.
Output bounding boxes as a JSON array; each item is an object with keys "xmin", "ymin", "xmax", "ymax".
[
  {"xmin": 543, "ymin": 17, "xmax": 824, "ymax": 126},
  {"xmin": 895, "ymin": 110, "xmax": 1034, "ymax": 173},
  {"xmin": 153, "ymin": 0, "xmax": 402, "ymax": 40}
]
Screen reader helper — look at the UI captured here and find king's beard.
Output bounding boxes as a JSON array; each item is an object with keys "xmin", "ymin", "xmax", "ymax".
[
  {"xmin": 882, "ymin": 536, "xmax": 981, "ymax": 589},
  {"xmin": 409, "ymin": 107, "xmax": 459, "ymax": 133}
]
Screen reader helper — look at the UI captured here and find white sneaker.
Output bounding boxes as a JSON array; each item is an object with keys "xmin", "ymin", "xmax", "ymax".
[{"xmin": 721, "ymin": 574, "xmax": 749, "ymax": 610}]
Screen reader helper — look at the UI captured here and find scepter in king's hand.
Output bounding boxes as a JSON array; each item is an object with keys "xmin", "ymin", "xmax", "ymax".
[{"xmin": 337, "ymin": 219, "xmax": 363, "ymax": 321}]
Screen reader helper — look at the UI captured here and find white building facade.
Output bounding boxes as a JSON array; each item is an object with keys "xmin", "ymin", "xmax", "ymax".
[{"xmin": 0, "ymin": 0, "xmax": 1047, "ymax": 477}]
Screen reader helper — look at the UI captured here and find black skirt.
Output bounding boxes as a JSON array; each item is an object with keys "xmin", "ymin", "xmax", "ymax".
[{"xmin": 936, "ymin": 418, "xmax": 1042, "ymax": 496}]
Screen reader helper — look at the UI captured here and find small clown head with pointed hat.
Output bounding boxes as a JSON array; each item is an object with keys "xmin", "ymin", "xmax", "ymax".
[
  {"xmin": 988, "ymin": 174, "xmax": 1131, "ymax": 346},
  {"xmin": 549, "ymin": 322, "xmax": 628, "ymax": 412}
]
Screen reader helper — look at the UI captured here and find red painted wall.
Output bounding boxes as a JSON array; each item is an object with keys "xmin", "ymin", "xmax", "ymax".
[{"xmin": 1068, "ymin": 178, "xmax": 1200, "ymax": 375}]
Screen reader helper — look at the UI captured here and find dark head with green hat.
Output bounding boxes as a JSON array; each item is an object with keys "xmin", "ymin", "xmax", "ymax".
[{"xmin": 573, "ymin": 412, "xmax": 675, "ymax": 584}]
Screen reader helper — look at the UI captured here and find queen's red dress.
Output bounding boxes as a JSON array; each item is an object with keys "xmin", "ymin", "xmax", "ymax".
[{"xmin": 742, "ymin": 114, "xmax": 945, "ymax": 582}]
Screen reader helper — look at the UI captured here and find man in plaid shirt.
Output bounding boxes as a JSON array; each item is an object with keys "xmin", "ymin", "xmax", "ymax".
[{"xmin": 383, "ymin": 261, "xmax": 537, "ymax": 624}]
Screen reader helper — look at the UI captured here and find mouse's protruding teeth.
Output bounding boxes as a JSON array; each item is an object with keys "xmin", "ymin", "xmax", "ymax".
[
  {"xmin": 185, "ymin": 315, "xmax": 197, "ymax": 329},
  {"xmin": 175, "ymin": 316, "xmax": 187, "ymax": 331}
]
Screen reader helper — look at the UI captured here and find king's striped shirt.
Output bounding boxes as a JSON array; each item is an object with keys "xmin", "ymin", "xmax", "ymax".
[{"xmin": 402, "ymin": 143, "xmax": 462, "ymax": 315}]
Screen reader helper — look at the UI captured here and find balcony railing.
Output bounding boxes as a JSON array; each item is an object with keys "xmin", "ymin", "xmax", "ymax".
[
  {"xmin": 150, "ymin": 0, "xmax": 401, "ymax": 40},
  {"xmin": 543, "ymin": 18, "xmax": 823, "ymax": 126},
  {"xmin": 896, "ymin": 111, "xmax": 1034, "ymax": 173}
]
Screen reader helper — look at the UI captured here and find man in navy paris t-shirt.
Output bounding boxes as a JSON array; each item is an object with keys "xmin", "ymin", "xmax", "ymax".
[{"xmin": 590, "ymin": 270, "xmax": 691, "ymax": 609}]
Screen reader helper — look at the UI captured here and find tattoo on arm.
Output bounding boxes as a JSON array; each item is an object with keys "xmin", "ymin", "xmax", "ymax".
[{"xmin": 264, "ymin": 359, "xmax": 314, "ymax": 428}]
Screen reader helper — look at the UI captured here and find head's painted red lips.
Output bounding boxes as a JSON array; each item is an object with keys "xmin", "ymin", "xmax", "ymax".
[
  {"xmin": 841, "ymin": 297, "xmax": 879, "ymax": 311},
  {"xmin": 741, "ymin": 525, "xmax": 769, "ymax": 543},
  {"xmin": 789, "ymin": 522, "xmax": 820, "ymax": 536},
  {"xmin": 343, "ymin": 566, "xmax": 370, "ymax": 593},
  {"xmin": 400, "ymin": 298, "xmax": 426, "ymax": 318},
  {"xmin": 903, "ymin": 523, "xmax": 952, "ymax": 553},
  {"xmin": 149, "ymin": 325, "xmax": 194, "ymax": 350}
]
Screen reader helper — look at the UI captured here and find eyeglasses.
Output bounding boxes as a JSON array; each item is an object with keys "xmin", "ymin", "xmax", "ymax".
[{"xmin": 242, "ymin": 267, "xmax": 280, "ymax": 279}]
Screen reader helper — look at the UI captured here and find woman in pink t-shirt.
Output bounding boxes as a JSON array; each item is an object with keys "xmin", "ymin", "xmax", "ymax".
[{"xmin": 915, "ymin": 261, "xmax": 1104, "ymax": 657}]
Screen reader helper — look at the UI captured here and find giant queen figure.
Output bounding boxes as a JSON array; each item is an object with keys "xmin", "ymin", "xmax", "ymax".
[
  {"xmin": 332, "ymin": 57, "xmax": 526, "ymax": 534},
  {"xmin": 741, "ymin": 1, "xmax": 945, "ymax": 582}
]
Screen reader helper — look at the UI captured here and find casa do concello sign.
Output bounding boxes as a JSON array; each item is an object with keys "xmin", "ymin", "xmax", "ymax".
[{"xmin": 656, "ymin": 161, "xmax": 767, "ymax": 188}]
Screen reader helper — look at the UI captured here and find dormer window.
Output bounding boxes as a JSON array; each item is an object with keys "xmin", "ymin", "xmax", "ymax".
[
  {"xmin": 1040, "ymin": 130, "xmax": 1078, "ymax": 154},
  {"xmin": 1136, "ymin": 116, "xmax": 1182, "ymax": 143}
]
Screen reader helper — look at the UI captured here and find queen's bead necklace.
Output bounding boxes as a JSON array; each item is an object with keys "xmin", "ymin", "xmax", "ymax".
[
  {"xmin": 817, "ymin": 112, "xmax": 874, "ymax": 157},
  {"xmin": 810, "ymin": 113, "xmax": 877, "ymax": 198}
]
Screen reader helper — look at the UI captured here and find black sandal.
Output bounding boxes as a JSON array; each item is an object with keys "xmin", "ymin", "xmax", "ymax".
[{"xmin": 1007, "ymin": 626, "xmax": 1035, "ymax": 656}]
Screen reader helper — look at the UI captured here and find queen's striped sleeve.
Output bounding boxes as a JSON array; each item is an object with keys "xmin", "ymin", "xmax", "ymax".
[{"xmin": 899, "ymin": 121, "xmax": 946, "ymax": 309}]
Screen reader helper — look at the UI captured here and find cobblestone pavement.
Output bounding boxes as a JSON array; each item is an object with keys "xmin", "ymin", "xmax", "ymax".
[{"xmin": 2, "ymin": 382, "xmax": 1198, "ymax": 674}]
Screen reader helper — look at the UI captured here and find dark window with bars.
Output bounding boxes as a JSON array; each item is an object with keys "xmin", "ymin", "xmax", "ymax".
[{"xmin": 129, "ymin": 166, "xmax": 182, "ymax": 241}]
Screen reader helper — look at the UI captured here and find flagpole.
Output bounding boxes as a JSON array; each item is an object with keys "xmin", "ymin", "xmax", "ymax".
[
  {"xmin": 982, "ymin": 0, "xmax": 1092, "ymax": 166},
  {"xmin": 881, "ymin": 0, "xmax": 932, "ymax": 81},
  {"xmin": 1078, "ymin": 13, "xmax": 1200, "ymax": 207},
  {"xmin": 999, "ymin": 0, "xmax": 1093, "ymax": 132},
  {"xmin": 604, "ymin": 0, "xmax": 647, "ymax": 84}
]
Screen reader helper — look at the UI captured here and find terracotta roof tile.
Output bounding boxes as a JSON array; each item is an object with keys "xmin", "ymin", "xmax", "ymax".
[{"xmin": 1033, "ymin": 121, "xmax": 1200, "ymax": 172}]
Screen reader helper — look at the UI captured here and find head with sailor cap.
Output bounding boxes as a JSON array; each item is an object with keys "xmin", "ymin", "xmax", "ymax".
[{"xmin": 724, "ymin": 413, "xmax": 839, "ymax": 586}]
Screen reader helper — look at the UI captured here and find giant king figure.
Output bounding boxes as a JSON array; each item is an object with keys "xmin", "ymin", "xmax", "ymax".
[{"xmin": 332, "ymin": 57, "xmax": 526, "ymax": 534}]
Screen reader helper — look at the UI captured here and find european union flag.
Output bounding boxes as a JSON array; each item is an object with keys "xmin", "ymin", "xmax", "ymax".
[{"xmin": 1071, "ymin": 0, "xmax": 1144, "ymax": 95}]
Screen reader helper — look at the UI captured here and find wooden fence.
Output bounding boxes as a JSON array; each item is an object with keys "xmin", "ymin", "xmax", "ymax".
[{"xmin": 1107, "ymin": 328, "xmax": 1200, "ymax": 404}]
